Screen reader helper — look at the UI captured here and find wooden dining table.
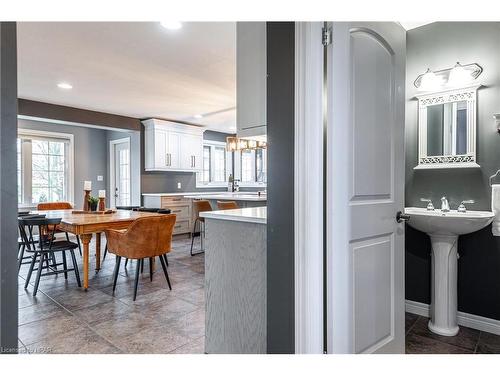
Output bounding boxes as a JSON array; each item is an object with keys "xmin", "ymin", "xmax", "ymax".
[{"xmin": 30, "ymin": 209, "xmax": 162, "ymax": 290}]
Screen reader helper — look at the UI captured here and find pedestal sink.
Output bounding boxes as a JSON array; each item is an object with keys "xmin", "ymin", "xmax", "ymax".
[{"xmin": 404, "ymin": 207, "xmax": 495, "ymax": 336}]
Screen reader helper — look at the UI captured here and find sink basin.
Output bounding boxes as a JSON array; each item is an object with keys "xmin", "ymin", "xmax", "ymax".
[
  {"xmin": 405, "ymin": 207, "xmax": 494, "ymax": 236},
  {"xmin": 404, "ymin": 207, "xmax": 495, "ymax": 337}
]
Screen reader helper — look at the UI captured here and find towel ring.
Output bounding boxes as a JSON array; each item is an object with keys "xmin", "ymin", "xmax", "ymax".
[{"xmin": 489, "ymin": 169, "xmax": 500, "ymax": 186}]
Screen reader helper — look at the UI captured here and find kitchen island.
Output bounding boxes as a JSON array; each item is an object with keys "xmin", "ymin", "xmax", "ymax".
[
  {"xmin": 201, "ymin": 207, "xmax": 267, "ymax": 354},
  {"xmin": 187, "ymin": 192, "xmax": 266, "ymax": 208}
]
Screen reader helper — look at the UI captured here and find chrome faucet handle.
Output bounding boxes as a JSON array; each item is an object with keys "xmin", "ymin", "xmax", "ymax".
[
  {"xmin": 420, "ymin": 198, "xmax": 434, "ymax": 211},
  {"xmin": 440, "ymin": 196, "xmax": 450, "ymax": 212},
  {"xmin": 458, "ymin": 200, "xmax": 475, "ymax": 213}
]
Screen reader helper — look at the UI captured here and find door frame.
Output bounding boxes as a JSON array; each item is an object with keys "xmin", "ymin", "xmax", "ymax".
[
  {"xmin": 109, "ymin": 137, "xmax": 131, "ymax": 208},
  {"xmin": 294, "ymin": 22, "xmax": 325, "ymax": 354}
]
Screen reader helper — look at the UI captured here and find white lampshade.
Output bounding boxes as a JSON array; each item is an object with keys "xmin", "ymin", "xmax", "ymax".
[
  {"xmin": 448, "ymin": 62, "xmax": 471, "ymax": 87},
  {"xmin": 419, "ymin": 68, "xmax": 441, "ymax": 91}
]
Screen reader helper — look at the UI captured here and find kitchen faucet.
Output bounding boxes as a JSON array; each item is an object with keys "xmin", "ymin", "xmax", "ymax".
[{"xmin": 441, "ymin": 196, "xmax": 450, "ymax": 212}]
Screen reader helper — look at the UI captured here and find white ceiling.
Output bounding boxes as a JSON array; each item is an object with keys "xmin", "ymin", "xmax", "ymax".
[
  {"xmin": 399, "ymin": 22, "xmax": 434, "ymax": 31},
  {"xmin": 17, "ymin": 22, "xmax": 236, "ymax": 133}
]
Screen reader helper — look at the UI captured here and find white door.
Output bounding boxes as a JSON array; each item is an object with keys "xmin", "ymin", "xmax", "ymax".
[
  {"xmin": 166, "ymin": 131, "xmax": 180, "ymax": 169},
  {"xmin": 111, "ymin": 139, "xmax": 131, "ymax": 208},
  {"xmin": 180, "ymin": 134, "xmax": 203, "ymax": 170},
  {"xmin": 326, "ymin": 22, "xmax": 406, "ymax": 353}
]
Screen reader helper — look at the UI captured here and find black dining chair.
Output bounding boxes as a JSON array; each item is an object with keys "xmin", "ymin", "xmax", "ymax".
[
  {"xmin": 19, "ymin": 216, "xmax": 81, "ymax": 296},
  {"xmin": 17, "ymin": 213, "xmax": 46, "ymax": 273}
]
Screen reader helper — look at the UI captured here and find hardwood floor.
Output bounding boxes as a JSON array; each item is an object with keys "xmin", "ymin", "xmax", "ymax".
[
  {"xmin": 17, "ymin": 235, "xmax": 205, "ymax": 354},
  {"xmin": 405, "ymin": 312, "xmax": 500, "ymax": 354}
]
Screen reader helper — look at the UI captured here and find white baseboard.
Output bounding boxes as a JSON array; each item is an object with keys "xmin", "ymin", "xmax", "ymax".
[{"xmin": 405, "ymin": 299, "xmax": 500, "ymax": 336}]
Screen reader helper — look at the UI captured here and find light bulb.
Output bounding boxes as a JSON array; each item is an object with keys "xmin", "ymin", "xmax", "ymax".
[{"xmin": 419, "ymin": 68, "xmax": 441, "ymax": 91}]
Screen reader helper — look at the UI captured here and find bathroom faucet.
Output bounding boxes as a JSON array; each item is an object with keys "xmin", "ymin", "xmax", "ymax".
[
  {"xmin": 441, "ymin": 197, "xmax": 450, "ymax": 212},
  {"xmin": 420, "ymin": 198, "xmax": 435, "ymax": 211},
  {"xmin": 458, "ymin": 200, "xmax": 475, "ymax": 213}
]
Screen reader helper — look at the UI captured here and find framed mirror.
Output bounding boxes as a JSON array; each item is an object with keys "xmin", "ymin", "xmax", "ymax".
[{"xmin": 415, "ymin": 85, "xmax": 481, "ymax": 169}]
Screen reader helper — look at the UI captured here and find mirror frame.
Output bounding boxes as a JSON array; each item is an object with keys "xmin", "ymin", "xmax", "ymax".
[{"xmin": 415, "ymin": 84, "xmax": 481, "ymax": 169}]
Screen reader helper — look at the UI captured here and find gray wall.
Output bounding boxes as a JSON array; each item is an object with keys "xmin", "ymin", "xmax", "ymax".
[
  {"xmin": 0, "ymin": 21, "xmax": 18, "ymax": 352},
  {"xmin": 405, "ymin": 22, "xmax": 500, "ymax": 319},
  {"xmin": 141, "ymin": 129, "xmax": 259, "ymax": 195},
  {"xmin": 266, "ymin": 22, "xmax": 295, "ymax": 354},
  {"xmin": 106, "ymin": 129, "xmax": 141, "ymax": 206},
  {"xmin": 18, "ymin": 118, "xmax": 108, "ymax": 209}
]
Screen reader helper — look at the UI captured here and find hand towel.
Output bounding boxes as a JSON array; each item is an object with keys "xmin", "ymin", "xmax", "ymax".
[{"xmin": 492, "ymin": 184, "xmax": 500, "ymax": 236}]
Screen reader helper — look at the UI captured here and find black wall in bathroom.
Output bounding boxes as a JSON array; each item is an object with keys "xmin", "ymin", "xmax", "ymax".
[
  {"xmin": 405, "ymin": 23, "xmax": 500, "ymax": 320},
  {"xmin": 266, "ymin": 22, "xmax": 295, "ymax": 353}
]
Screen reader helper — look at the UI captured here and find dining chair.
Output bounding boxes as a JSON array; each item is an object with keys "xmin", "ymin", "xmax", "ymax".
[
  {"xmin": 216, "ymin": 200, "xmax": 239, "ymax": 210},
  {"xmin": 36, "ymin": 202, "xmax": 82, "ymax": 256},
  {"xmin": 19, "ymin": 216, "xmax": 81, "ymax": 296},
  {"xmin": 17, "ymin": 213, "xmax": 45, "ymax": 273},
  {"xmin": 105, "ymin": 214, "xmax": 176, "ymax": 301},
  {"xmin": 190, "ymin": 200, "xmax": 212, "ymax": 256}
]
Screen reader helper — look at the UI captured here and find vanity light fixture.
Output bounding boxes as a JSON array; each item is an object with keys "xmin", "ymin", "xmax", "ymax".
[
  {"xmin": 57, "ymin": 82, "xmax": 73, "ymax": 89},
  {"xmin": 160, "ymin": 21, "xmax": 182, "ymax": 30},
  {"xmin": 414, "ymin": 62, "xmax": 483, "ymax": 91}
]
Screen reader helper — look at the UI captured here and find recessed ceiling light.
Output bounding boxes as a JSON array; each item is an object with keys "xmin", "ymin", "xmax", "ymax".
[
  {"xmin": 194, "ymin": 114, "xmax": 203, "ymax": 119},
  {"xmin": 160, "ymin": 21, "xmax": 182, "ymax": 30},
  {"xmin": 57, "ymin": 82, "xmax": 73, "ymax": 89}
]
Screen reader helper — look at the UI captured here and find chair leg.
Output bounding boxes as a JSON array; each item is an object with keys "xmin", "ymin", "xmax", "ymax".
[
  {"xmin": 124, "ymin": 258, "xmax": 129, "ymax": 268},
  {"xmin": 112, "ymin": 256, "xmax": 122, "ymax": 293},
  {"xmin": 69, "ymin": 249, "xmax": 81, "ymax": 287},
  {"xmin": 76, "ymin": 235, "xmax": 82, "ymax": 256},
  {"xmin": 24, "ymin": 252, "xmax": 38, "ymax": 289},
  {"xmin": 33, "ymin": 253, "xmax": 47, "ymax": 296},
  {"xmin": 133, "ymin": 259, "xmax": 142, "ymax": 301},
  {"xmin": 140, "ymin": 258, "xmax": 144, "ymax": 274},
  {"xmin": 18, "ymin": 244, "xmax": 26, "ymax": 273},
  {"xmin": 165, "ymin": 254, "xmax": 169, "ymax": 267},
  {"xmin": 62, "ymin": 251, "xmax": 68, "ymax": 280},
  {"xmin": 190, "ymin": 219, "xmax": 199, "ymax": 256},
  {"xmin": 102, "ymin": 243, "xmax": 108, "ymax": 262},
  {"xmin": 149, "ymin": 257, "xmax": 153, "ymax": 282},
  {"xmin": 158, "ymin": 255, "xmax": 172, "ymax": 290}
]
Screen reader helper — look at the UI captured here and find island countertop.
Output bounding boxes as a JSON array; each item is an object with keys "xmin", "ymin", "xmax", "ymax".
[
  {"xmin": 188, "ymin": 193, "xmax": 266, "ymax": 202},
  {"xmin": 200, "ymin": 207, "xmax": 267, "ymax": 224}
]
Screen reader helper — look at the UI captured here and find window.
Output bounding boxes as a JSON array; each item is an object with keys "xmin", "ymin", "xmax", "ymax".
[
  {"xmin": 196, "ymin": 141, "xmax": 232, "ymax": 187},
  {"xmin": 234, "ymin": 148, "xmax": 267, "ymax": 186},
  {"xmin": 17, "ymin": 130, "xmax": 74, "ymax": 207},
  {"xmin": 196, "ymin": 139, "xmax": 267, "ymax": 188}
]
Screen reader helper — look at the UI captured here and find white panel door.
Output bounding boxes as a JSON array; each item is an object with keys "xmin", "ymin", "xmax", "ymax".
[
  {"xmin": 326, "ymin": 22, "xmax": 406, "ymax": 353},
  {"xmin": 166, "ymin": 131, "xmax": 180, "ymax": 169},
  {"xmin": 112, "ymin": 139, "xmax": 131, "ymax": 208}
]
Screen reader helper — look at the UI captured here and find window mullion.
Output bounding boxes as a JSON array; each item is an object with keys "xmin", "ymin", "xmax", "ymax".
[{"xmin": 22, "ymin": 140, "xmax": 32, "ymax": 206}]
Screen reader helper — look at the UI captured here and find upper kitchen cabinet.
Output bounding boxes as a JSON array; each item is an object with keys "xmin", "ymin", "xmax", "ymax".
[
  {"xmin": 237, "ymin": 22, "xmax": 267, "ymax": 139},
  {"xmin": 143, "ymin": 119, "xmax": 203, "ymax": 172}
]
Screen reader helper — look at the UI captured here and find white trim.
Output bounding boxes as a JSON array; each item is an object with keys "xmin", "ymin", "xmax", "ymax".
[
  {"xmin": 17, "ymin": 128, "xmax": 75, "ymax": 207},
  {"xmin": 405, "ymin": 300, "xmax": 500, "ymax": 336},
  {"xmin": 18, "ymin": 114, "xmax": 133, "ymax": 132},
  {"xmin": 294, "ymin": 22, "xmax": 324, "ymax": 354},
  {"xmin": 109, "ymin": 137, "xmax": 131, "ymax": 208}
]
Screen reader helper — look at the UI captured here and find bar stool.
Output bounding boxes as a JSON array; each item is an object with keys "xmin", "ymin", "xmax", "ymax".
[
  {"xmin": 190, "ymin": 200, "xmax": 212, "ymax": 256},
  {"xmin": 216, "ymin": 200, "xmax": 239, "ymax": 210}
]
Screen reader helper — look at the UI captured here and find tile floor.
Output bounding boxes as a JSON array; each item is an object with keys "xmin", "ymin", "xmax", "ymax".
[
  {"xmin": 405, "ymin": 312, "xmax": 500, "ymax": 354},
  {"xmin": 17, "ymin": 235, "xmax": 206, "ymax": 354}
]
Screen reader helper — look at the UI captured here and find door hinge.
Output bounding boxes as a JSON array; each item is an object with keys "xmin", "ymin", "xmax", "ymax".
[{"xmin": 322, "ymin": 27, "xmax": 332, "ymax": 46}]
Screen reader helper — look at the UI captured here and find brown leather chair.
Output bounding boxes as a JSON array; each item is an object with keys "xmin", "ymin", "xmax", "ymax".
[
  {"xmin": 190, "ymin": 200, "xmax": 212, "ymax": 256},
  {"xmin": 37, "ymin": 202, "xmax": 82, "ymax": 256},
  {"xmin": 217, "ymin": 200, "xmax": 239, "ymax": 210},
  {"xmin": 105, "ymin": 214, "xmax": 176, "ymax": 301}
]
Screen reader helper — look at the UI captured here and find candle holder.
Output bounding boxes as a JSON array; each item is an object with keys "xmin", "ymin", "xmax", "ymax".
[
  {"xmin": 83, "ymin": 190, "xmax": 91, "ymax": 211},
  {"xmin": 98, "ymin": 197, "xmax": 106, "ymax": 211}
]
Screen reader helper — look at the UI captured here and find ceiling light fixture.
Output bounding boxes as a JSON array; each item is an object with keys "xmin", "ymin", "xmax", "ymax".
[
  {"xmin": 193, "ymin": 114, "xmax": 203, "ymax": 119},
  {"xmin": 57, "ymin": 82, "xmax": 73, "ymax": 89},
  {"xmin": 160, "ymin": 21, "xmax": 182, "ymax": 30},
  {"xmin": 226, "ymin": 136, "xmax": 267, "ymax": 151}
]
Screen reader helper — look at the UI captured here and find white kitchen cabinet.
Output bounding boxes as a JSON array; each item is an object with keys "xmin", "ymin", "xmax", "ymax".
[
  {"xmin": 143, "ymin": 119, "xmax": 204, "ymax": 172},
  {"xmin": 236, "ymin": 22, "xmax": 267, "ymax": 139}
]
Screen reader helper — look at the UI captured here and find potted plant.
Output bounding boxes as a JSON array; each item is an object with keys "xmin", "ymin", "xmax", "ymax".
[{"xmin": 88, "ymin": 196, "xmax": 99, "ymax": 211}]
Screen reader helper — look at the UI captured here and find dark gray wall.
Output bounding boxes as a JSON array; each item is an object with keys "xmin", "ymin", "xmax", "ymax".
[
  {"xmin": 106, "ymin": 130, "xmax": 141, "ymax": 206},
  {"xmin": 405, "ymin": 22, "xmax": 500, "ymax": 319},
  {"xmin": 140, "ymin": 129, "xmax": 257, "ymax": 195},
  {"xmin": 18, "ymin": 118, "xmax": 108, "ymax": 209},
  {"xmin": 0, "ymin": 22, "xmax": 18, "ymax": 352},
  {"xmin": 266, "ymin": 22, "xmax": 295, "ymax": 353}
]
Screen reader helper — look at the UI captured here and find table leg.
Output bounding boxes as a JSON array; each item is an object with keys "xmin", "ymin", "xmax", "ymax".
[
  {"xmin": 95, "ymin": 232, "xmax": 101, "ymax": 272},
  {"xmin": 80, "ymin": 234, "xmax": 92, "ymax": 290}
]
